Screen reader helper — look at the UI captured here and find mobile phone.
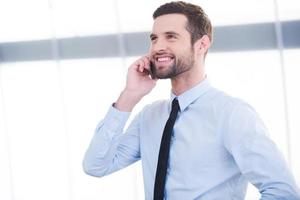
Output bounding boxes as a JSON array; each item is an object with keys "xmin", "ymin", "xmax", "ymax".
[{"xmin": 148, "ymin": 61, "xmax": 156, "ymax": 79}]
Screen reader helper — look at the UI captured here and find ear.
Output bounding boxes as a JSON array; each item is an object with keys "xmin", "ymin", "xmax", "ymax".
[{"xmin": 194, "ymin": 35, "xmax": 211, "ymax": 56}]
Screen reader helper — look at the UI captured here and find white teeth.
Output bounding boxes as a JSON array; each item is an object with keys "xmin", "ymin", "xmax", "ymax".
[{"xmin": 157, "ymin": 57, "xmax": 171, "ymax": 62}]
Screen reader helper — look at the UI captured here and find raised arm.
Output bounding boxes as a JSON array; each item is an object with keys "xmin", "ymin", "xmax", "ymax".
[{"xmin": 83, "ymin": 56, "xmax": 157, "ymax": 177}]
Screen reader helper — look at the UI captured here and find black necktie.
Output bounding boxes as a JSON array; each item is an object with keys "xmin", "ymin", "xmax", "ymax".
[{"xmin": 153, "ymin": 98, "xmax": 180, "ymax": 200}]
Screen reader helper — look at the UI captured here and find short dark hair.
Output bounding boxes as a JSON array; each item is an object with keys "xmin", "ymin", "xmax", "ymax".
[{"xmin": 153, "ymin": 1, "xmax": 212, "ymax": 45}]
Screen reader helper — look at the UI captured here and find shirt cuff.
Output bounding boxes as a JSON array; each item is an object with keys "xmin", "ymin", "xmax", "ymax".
[{"xmin": 102, "ymin": 105, "xmax": 131, "ymax": 133}]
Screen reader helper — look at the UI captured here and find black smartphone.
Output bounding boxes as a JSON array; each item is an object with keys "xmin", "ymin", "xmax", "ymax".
[{"xmin": 148, "ymin": 61, "xmax": 156, "ymax": 79}]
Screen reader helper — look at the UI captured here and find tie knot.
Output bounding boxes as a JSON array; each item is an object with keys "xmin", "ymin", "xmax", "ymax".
[{"xmin": 172, "ymin": 98, "xmax": 180, "ymax": 112}]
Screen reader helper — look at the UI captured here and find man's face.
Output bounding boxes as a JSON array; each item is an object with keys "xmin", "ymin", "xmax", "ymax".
[{"xmin": 149, "ymin": 14, "xmax": 195, "ymax": 79}]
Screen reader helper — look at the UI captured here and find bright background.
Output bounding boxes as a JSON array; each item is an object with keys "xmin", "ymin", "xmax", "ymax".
[{"xmin": 0, "ymin": 0, "xmax": 299, "ymax": 199}]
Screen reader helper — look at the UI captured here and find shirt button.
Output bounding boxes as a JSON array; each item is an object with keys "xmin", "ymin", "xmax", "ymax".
[{"xmin": 167, "ymin": 169, "xmax": 170, "ymax": 175}]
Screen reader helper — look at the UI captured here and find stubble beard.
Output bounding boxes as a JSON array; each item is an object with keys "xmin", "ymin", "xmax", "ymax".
[{"xmin": 151, "ymin": 50, "xmax": 195, "ymax": 79}]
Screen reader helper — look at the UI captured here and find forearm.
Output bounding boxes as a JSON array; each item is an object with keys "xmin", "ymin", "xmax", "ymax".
[
  {"xmin": 83, "ymin": 55, "xmax": 154, "ymax": 177},
  {"xmin": 260, "ymin": 183, "xmax": 300, "ymax": 200},
  {"xmin": 83, "ymin": 106, "xmax": 130, "ymax": 177}
]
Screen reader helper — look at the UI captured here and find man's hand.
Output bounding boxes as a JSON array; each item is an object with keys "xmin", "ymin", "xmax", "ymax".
[{"xmin": 115, "ymin": 56, "xmax": 157, "ymax": 112}]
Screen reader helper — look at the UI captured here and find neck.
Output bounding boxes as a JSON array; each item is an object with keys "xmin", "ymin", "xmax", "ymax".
[{"xmin": 171, "ymin": 63, "xmax": 206, "ymax": 96}]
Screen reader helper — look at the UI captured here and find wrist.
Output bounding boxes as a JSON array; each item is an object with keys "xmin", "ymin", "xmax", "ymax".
[{"xmin": 114, "ymin": 89, "xmax": 143, "ymax": 112}]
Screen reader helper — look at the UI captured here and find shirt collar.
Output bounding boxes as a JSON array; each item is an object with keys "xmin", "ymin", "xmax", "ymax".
[{"xmin": 170, "ymin": 77, "xmax": 211, "ymax": 112}]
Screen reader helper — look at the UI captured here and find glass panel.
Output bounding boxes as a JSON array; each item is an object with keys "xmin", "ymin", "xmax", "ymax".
[
  {"xmin": 50, "ymin": 0, "xmax": 119, "ymax": 37},
  {"xmin": 0, "ymin": 0, "xmax": 52, "ymax": 42},
  {"xmin": 198, "ymin": 0, "xmax": 276, "ymax": 26},
  {"xmin": 283, "ymin": 49, "xmax": 300, "ymax": 185},
  {"xmin": 277, "ymin": 0, "xmax": 300, "ymax": 21},
  {"xmin": 118, "ymin": 0, "xmax": 276, "ymax": 32},
  {"xmin": 58, "ymin": 58, "xmax": 139, "ymax": 199},
  {"xmin": 0, "ymin": 71, "xmax": 12, "ymax": 200},
  {"xmin": 0, "ymin": 61, "xmax": 70, "ymax": 200},
  {"xmin": 116, "ymin": 0, "xmax": 164, "ymax": 33}
]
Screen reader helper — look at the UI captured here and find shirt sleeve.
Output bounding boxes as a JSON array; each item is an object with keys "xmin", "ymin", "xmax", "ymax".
[
  {"xmin": 82, "ymin": 105, "xmax": 141, "ymax": 177},
  {"xmin": 223, "ymin": 102, "xmax": 300, "ymax": 200}
]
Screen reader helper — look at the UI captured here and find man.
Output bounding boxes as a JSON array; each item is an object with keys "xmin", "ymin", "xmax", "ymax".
[{"xmin": 83, "ymin": 1, "xmax": 300, "ymax": 199}]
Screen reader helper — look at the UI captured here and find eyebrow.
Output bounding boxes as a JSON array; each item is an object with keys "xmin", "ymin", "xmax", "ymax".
[
  {"xmin": 164, "ymin": 31, "xmax": 180, "ymax": 36},
  {"xmin": 150, "ymin": 31, "xmax": 180, "ymax": 39}
]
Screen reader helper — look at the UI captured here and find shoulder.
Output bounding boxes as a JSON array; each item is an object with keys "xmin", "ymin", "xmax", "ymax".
[
  {"xmin": 206, "ymin": 87, "xmax": 252, "ymax": 114},
  {"xmin": 139, "ymin": 99, "xmax": 169, "ymax": 118},
  {"xmin": 205, "ymin": 87, "xmax": 260, "ymax": 129}
]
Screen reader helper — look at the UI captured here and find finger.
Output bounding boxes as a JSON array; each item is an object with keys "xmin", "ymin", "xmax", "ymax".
[
  {"xmin": 132, "ymin": 56, "xmax": 149, "ymax": 73},
  {"xmin": 142, "ymin": 57, "xmax": 150, "ymax": 70},
  {"xmin": 137, "ymin": 59, "xmax": 145, "ymax": 72},
  {"xmin": 132, "ymin": 58, "xmax": 143, "ymax": 72},
  {"xmin": 141, "ymin": 57, "xmax": 150, "ymax": 73}
]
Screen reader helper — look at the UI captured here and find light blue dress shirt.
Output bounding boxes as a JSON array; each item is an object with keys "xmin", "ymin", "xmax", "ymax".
[{"xmin": 83, "ymin": 79, "xmax": 300, "ymax": 199}]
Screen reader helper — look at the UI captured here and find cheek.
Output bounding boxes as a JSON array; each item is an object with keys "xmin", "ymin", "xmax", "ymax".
[
  {"xmin": 149, "ymin": 44, "xmax": 154, "ymax": 53},
  {"xmin": 176, "ymin": 46, "xmax": 194, "ymax": 58},
  {"xmin": 149, "ymin": 45, "xmax": 156, "ymax": 59}
]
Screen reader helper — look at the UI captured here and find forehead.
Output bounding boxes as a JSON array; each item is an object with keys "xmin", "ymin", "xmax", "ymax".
[{"xmin": 152, "ymin": 13, "xmax": 189, "ymax": 35}]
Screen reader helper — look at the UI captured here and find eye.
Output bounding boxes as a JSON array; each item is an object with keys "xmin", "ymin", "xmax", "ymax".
[
  {"xmin": 166, "ymin": 34, "xmax": 177, "ymax": 40},
  {"xmin": 150, "ymin": 36, "xmax": 157, "ymax": 41}
]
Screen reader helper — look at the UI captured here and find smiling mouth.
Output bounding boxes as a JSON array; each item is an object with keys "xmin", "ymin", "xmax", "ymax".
[{"xmin": 155, "ymin": 55, "xmax": 175, "ymax": 65}]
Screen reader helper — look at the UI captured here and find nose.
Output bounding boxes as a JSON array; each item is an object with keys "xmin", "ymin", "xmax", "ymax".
[{"xmin": 151, "ymin": 38, "xmax": 168, "ymax": 53}]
